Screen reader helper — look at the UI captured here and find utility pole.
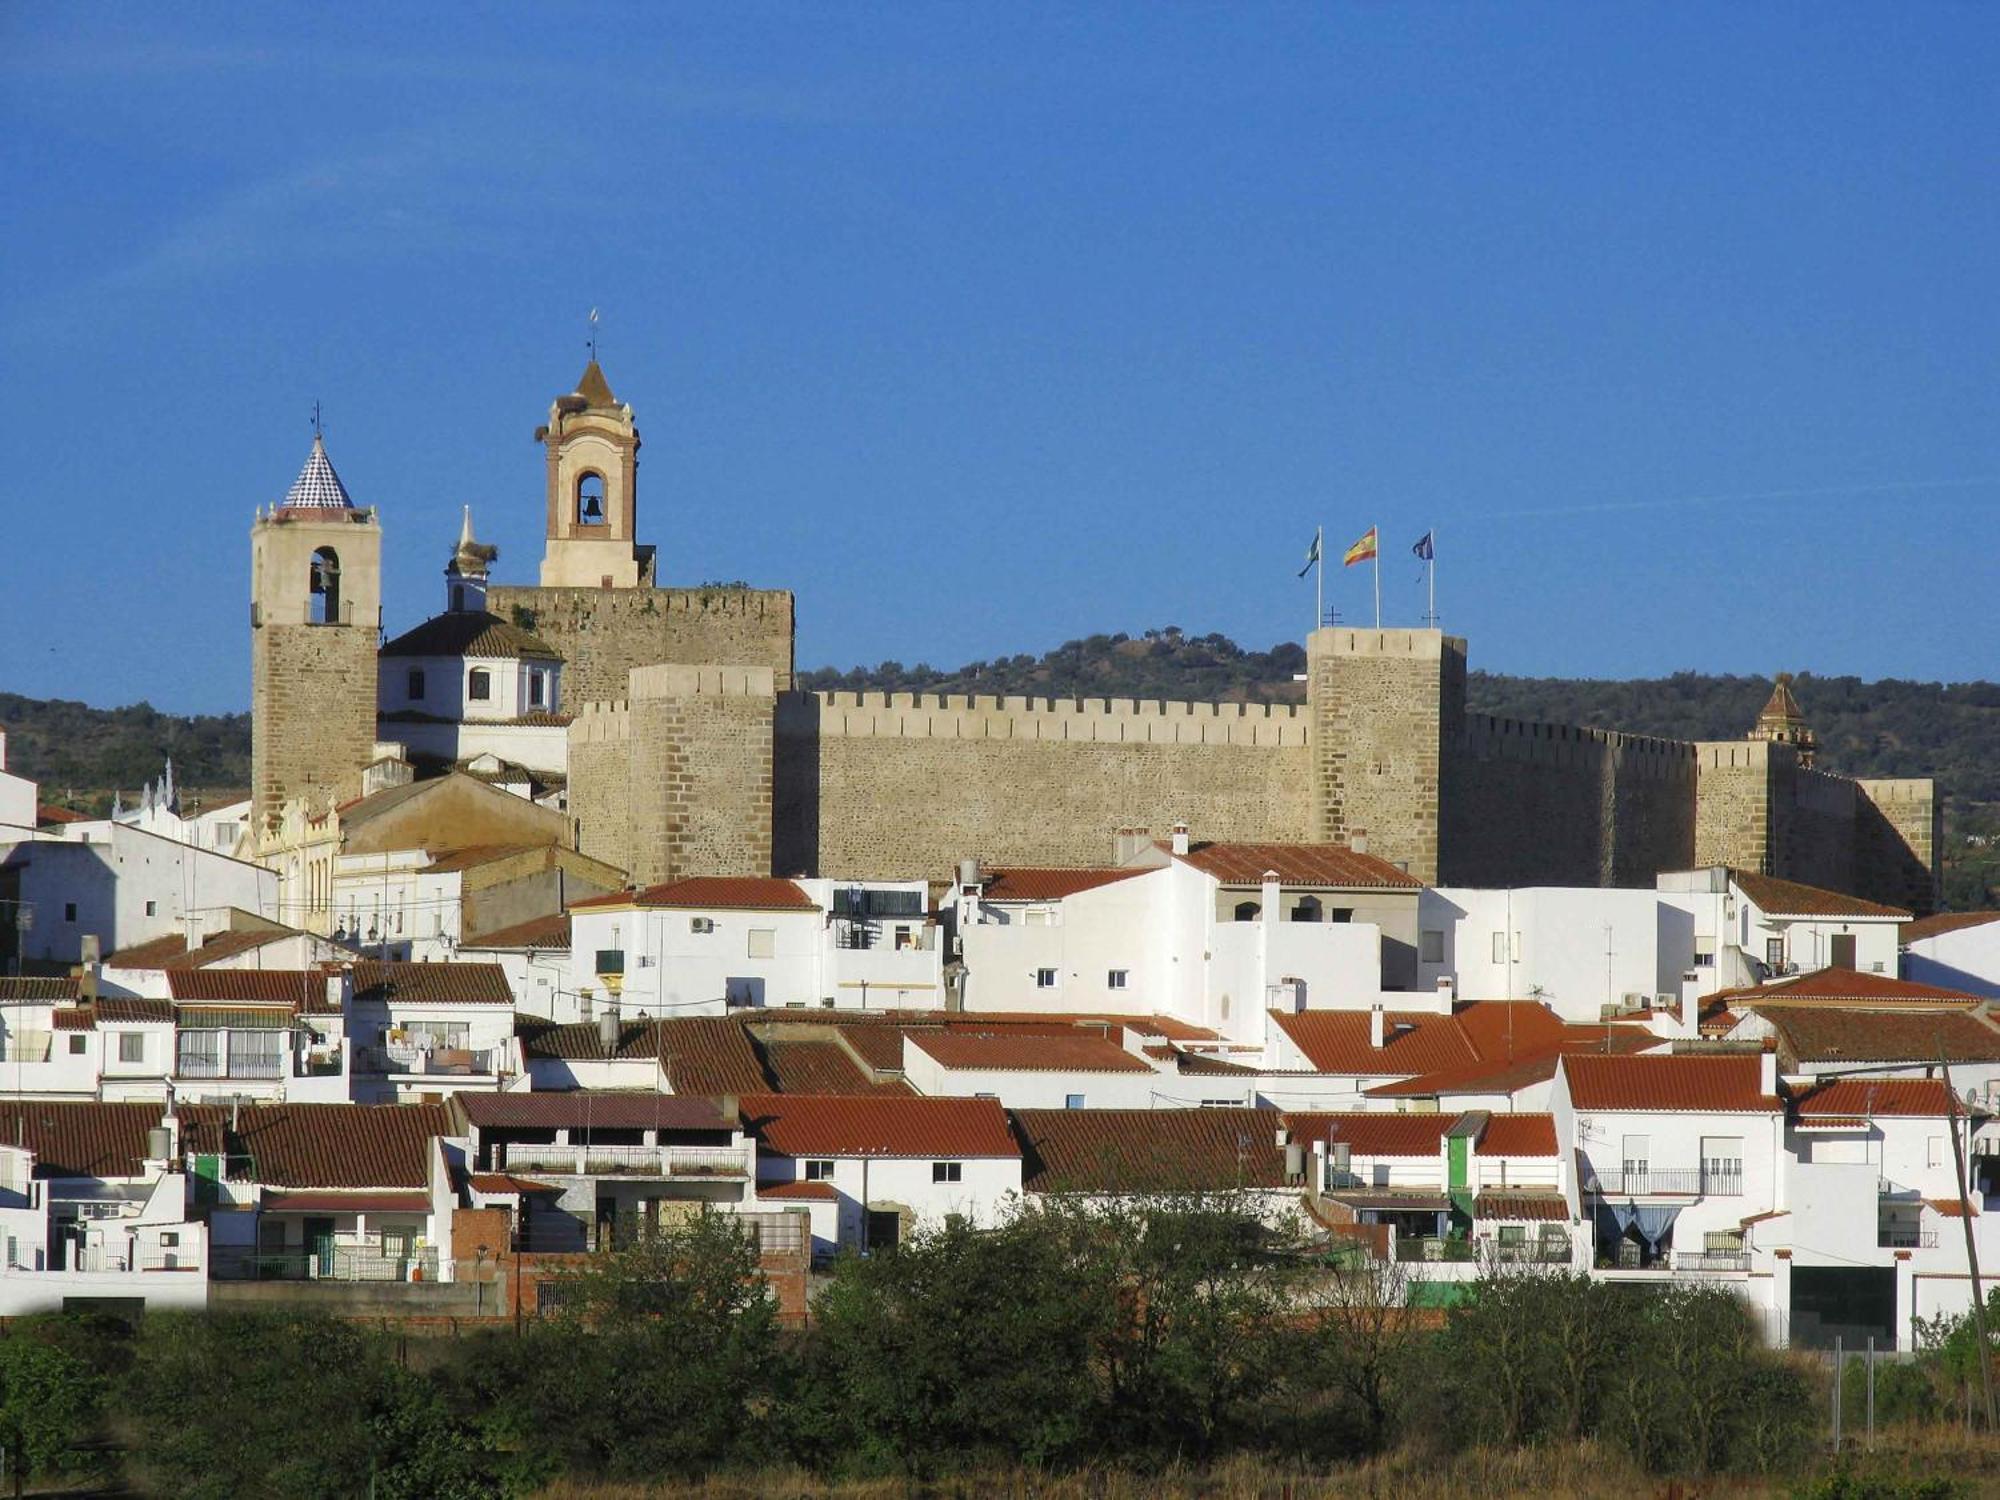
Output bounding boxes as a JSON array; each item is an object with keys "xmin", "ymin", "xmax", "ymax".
[{"xmin": 1941, "ymin": 1047, "xmax": 1995, "ymax": 1429}]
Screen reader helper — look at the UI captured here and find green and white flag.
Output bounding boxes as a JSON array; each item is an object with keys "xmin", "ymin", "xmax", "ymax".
[{"xmin": 1297, "ymin": 526, "xmax": 1322, "ymax": 578}]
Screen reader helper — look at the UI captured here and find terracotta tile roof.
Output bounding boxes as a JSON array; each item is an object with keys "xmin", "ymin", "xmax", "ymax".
[
  {"xmin": 758, "ymin": 1179, "xmax": 839, "ymax": 1201},
  {"xmin": 1791, "ymin": 1078, "xmax": 1963, "ymax": 1119},
  {"xmin": 0, "ymin": 977, "xmax": 77, "ymax": 1003},
  {"xmin": 759, "ymin": 1038, "xmax": 910, "ymax": 1096},
  {"xmin": 1561, "ymin": 1054, "xmax": 1780, "ymax": 1113},
  {"xmin": 180, "ymin": 1104, "xmax": 449, "ymax": 1189},
  {"xmin": 178, "ymin": 1005, "xmax": 293, "ymax": 1030},
  {"xmin": 35, "ymin": 804, "xmax": 88, "ymax": 825},
  {"xmin": 571, "ymin": 877, "xmax": 817, "ymax": 913},
  {"xmin": 467, "ymin": 912, "xmax": 571, "ymax": 951},
  {"xmin": 1174, "ymin": 1052, "xmax": 1263, "ymax": 1075},
  {"xmin": 834, "ymin": 1023, "xmax": 912, "ymax": 1072},
  {"xmin": 908, "ymin": 1031, "xmax": 1155, "ymax": 1074},
  {"xmin": 1769, "ymin": 1008, "xmax": 2000, "ymax": 1066},
  {"xmin": 976, "ymin": 867, "xmax": 1148, "ymax": 902},
  {"xmin": 517, "ymin": 1017, "xmax": 666, "ymax": 1064},
  {"xmin": 379, "ymin": 610, "xmax": 560, "ymax": 661},
  {"xmin": 1731, "ymin": 869, "xmax": 1910, "ymax": 921},
  {"xmin": 1283, "ymin": 1113, "xmax": 1453, "ymax": 1156},
  {"xmin": 467, "ymin": 1173, "xmax": 563, "ymax": 1196},
  {"xmin": 421, "ymin": 844, "xmax": 545, "ymax": 874},
  {"xmin": 352, "ymin": 961, "xmax": 513, "ymax": 1006},
  {"xmin": 0, "ymin": 1102, "xmax": 173, "ymax": 1179},
  {"xmin": 1016, "ymin": 1107, "xmax": 1289, "ymax": 1193},
  {"xmin": 1269, "ymin": 1009, "xmax": 1475, "ymax": 1076},
  {"xmin": 51, "ymin": 1007, "xmax": 93, "ymax": 1031},
  {"xmin": 260, "ymin": 1189, "xmax": 432, "ymax": 1214},
  {"xmin": 108, "ymin": 928, "xmax": 302, "ymax": 972},
  {"xmin": 1707, "ymin": 967, "xmax": 1981, "ymax": 1009},
  {"xmin": 1475, "ymin": 1192, "xmax": 1569, "ymax": 1222},
  {"xmin": 1472, "ymin": 1113, "xmax": 1560, "ymax": 1157},
  {"xmin": 1364, "ymin": 1016, "xmax": 1657, "ymax": 1099},
  {"xmin": 1904, "ymin": 911, "xmax": 2000, "ymax": 943},
  {"xmin": 1172, "ymin": 840, "xmax": 1422, "ymax": 889},
  {"xmin": 456, "ymin": 1093, "xmax": 733, "ymax": 1131},
  {"xmin": 166, "ymin": 969, "xmax": 320, "ymax": 1008},
  {"xmin": 742, "ymin": 1094, "xmax": 1018, "ymax": 1160},
  {"xmin": 94, "ymin": 997, "xmax": 174, "ymax": 1024},
  {"xmin": 660, "ymin": 1019, "xmax": 775, "ymax": 1096},
  {"xmin": 1931, "ymin": 1198, "xmax": 1978, "ymax": 1218}
]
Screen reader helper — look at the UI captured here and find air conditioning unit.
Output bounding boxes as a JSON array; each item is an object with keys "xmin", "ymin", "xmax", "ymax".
[{"xmin": 690, "ymin": 918, "xmax": 715, "ymax": 934}]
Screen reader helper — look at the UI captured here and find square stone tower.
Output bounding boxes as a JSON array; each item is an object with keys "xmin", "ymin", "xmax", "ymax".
[{"xmin": 249, "ymin": 435, "xmax": 382, "ymax": 838}]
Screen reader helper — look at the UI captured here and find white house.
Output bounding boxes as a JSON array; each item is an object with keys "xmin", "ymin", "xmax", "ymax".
[
  {"xmin": 0, "ymin": 728, "xmax": 37, "ymax": 833},
  {"xmin": 1903, "ymin": 912, "xmax": 2000, "ymax": 1000},
  {"xmin": 900, "ymin": 1027, "xmax": 1164, "ymax": 1110},
  {"xmin": 341, "ymin": 960, "xmax": 518, "ymax": 1103},
  {"xmin": 569, "ymin": 876, "xmax": 940, "ymax": 1018},
  {"xmin": 458, "ymin": 912, "xmax": 574, "ymax": 1018},
  {"xmin": 743, "ymin": 1093, "xmax": 1023, "ymax": 1256},
  {"xmin": 1659, "ymin": 868, "xmax": 1908, "ymax": 987}
]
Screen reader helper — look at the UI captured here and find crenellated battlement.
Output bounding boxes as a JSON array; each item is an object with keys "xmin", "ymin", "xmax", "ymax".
[
  {"xmin": 805, "ymin": 691, "xmax": 1308, "ymax": 747},
  {"xmin": 1465, "ymin": 714, "xmax": 1697, "ymax": 781}
]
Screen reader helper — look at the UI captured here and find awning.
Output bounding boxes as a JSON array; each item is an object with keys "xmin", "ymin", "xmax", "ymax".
[
  {"xmin": 261, "ymin": 1190, "xmax": 430, "ymax": 1214},
  {"xmin": 1474, "ymin": 1193, "xmax": 1568, "ymax": 1222},
  {"xmin": 179, "ymin": 1007, "xmax": 294, "ymax": 1030},
  {"xmin": 466, "ymin": 1174, "xmax": 563, "ymax": 1198}
]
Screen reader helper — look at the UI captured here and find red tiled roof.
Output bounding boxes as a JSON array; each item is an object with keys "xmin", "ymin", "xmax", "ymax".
[
  {"xmin": 421, "ymin": 844, "xmax": 545, "ymax": 874},
  {"xmin": 0, "ymin": 1102, "xmax": 166, "ymax": 1179},
  {"xmin": 758, "ymin": 1038, "xmax": 910, "ymax": 1096},
  {"xmin": 94, "ymin": 997, "xmax": 174, "ymax": 1024},
  {"xmin": 159, "ymin": 1104, "xmax": 450, "ymax": 1189},
  {"xmin": 1475, "ymin": 1193, "xmax": 1569, "ymax": 1222},
  {"xmin": 518, "ymin": 1017, "xmax": 663, "ymax": 1063},
  {"xmin": 571, "ymin": 877, "xmax": 817, "ymax": 913},
  {"xmin": 1731, "ymin": 869, "xmax": 1910, "ymax": 921},
  {"xmin": 1283, "ymin": 1113, "xmax": 1453, "ymax": 1156},
  {"xmin": 1769, "ymin": 1008, "xmax": 2000, "ymax": 1066},
  {"xmin": 976, "ymin": 867, "xmax": 1148, "ymax": 902},
  {"xmin": 908, "ymin": 1031, "xmax": 1154, "ymax": 1074},
  {"xmin": 260, "ymin": 1189, "xmax": 432, "ymax": 1214},
  {"xmin": 1932, "ymin": 1198, "xmax": 1978, "ymax": 1218},
  {"xmin": 1904, "ymin": 911, "xmax": 2000, "ymax": 943},
  {"xmin": 1016, "ymin": 1107, "xmax": 1289, "ymax": 1193},
  {"xmin": 35, "ymin": 804, "xmax": 88, "ymax": 825},
  {"xmin": 456, "ymin": 1093, "xmax": 732, "ymax": 1131},
  {"xmin": 51, "ymin": 1007, "xmax": 93, "ymax": 1031},
  {"xmin": 166, "ymin": 969, "xmax": 320, "ymax": 1008},
  {"xmin": 1173, "ymin": 841, "xmax": 1422, "ymax": 890},
  {"xmin": 758, "ymin": 1179, "xmax": 838, "ymax": 1201},
  {"xmin": 1710, "ymin": 967, "xmax": 1981, "ymax": 1009},
  {"xmin": 352, "ymin": 961, "xmax": 513, "ymax": 1006},
  {"xmin": 1364, "ymin": 1017, "xmax": 1657, "ymax": 1099},
  {"xmin": 108, "ymin": 928, "xmax": 303, "ymax": 972},
  {"xmin": 0, "ymin": 977, "xmax": 78, "ymax": 1002},
  {"xmin": 834, "ymin": 1023, "xmax": 913, "ymax": 1072},
  {"xmin": 662, "ymin": 1019, "xmax": 775, "ymax": 1096},
  {"xmin": 1791, "ymin": 1078, "xmax": 1963, "ymax": 1119},
  {"xmin": 1562, "ymin": 1054, "xmax": 1780, "ymax": 1113},
  {"xmin": 1269, "ymin": 1009, "xmax": 1476, "ymax": 1076},
  {"xmin": 467, "ymin": 912, "xmax": 572, "ymax": 951},
  {"xmin": 467, "ymin": 1173, "xmax": 562, "ymax": 1196},
  {"xmin": 742, "ymin": 1094, "xmax": 1018, "ymax": 1160},
  {"xmin": 1473, "ymin": 1113, "xmax": 1560, "ymax": 1157}
]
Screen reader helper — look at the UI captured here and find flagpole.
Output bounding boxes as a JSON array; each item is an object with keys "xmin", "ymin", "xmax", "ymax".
[
  {"xmin": 1373, "ymin": 529, "xmax": 1382, "ymax": 629},
  {"xmin": 1429, "ymin": 524, "xmax": 1437, "ymax": 630},
  {"xmin": 1314, "ymin": 524, "xmax": 1323, "ymax": 636}
]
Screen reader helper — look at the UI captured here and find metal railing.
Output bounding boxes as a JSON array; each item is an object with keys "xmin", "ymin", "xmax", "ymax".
[
  {"xmin": 211, "ymin": 1243, "xmax": 439, "ymax": 1283},
  {"xmin": 1491, "ymin": 1241, "xmax": 1574, "ymax": 1265},
  {"xmin": 1674, "ymin": 1250, "xmax": 1752, "ymax": 1273},
  {"xmin": 294, "ymin": 1052, "xmax": 344, "ymax": 1078},
  {"xmin": 497, "ymin": 1144, "xmax": 750, "ymax": 1178},
  {"xmin": 1393, "ymin": 1237, "xmax": 1477, "ymax": 1264},
  {"xmin": 1588, "ymin": 1167, "xmax": 1741, "ymax": 1197},
  {"xmin": 358, "ymin": 1045, "xmax": 499, "ymax": 1076},
  {"xmin": 175, "ymin": 1057, "xmax": 283, "ymax": 1081},
  {"xmin": 1878, "ymin": 1225, "xmax": 1939, "ymax": 1249}
]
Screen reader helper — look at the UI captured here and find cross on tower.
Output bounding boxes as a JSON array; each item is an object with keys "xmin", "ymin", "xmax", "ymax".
[
  {"xmin": 586, "ymin": 308, "xmax": 600, "ymax": 362},
  {"xmin": 311, "ymin": 401, "xmax": 324, "ymax": 438}
]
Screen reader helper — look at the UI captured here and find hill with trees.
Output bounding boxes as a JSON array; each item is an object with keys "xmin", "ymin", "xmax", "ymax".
[{"xmin": 5, "ymin": 628, "xmax": 1993, "ymax": 904}]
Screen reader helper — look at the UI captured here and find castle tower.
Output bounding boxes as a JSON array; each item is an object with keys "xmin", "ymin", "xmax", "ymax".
[
  {"xmin": 249, "ymin": 434, "xmax": 382, "ymax": 837},
  {"xmin": 536, "ymin": 360, "xmax": 645, "ymax": 589},
  {"xmin": 445, "ymin": 505, "xmax": 497, "ymax": 613},
  {"xmin": 1749, "ymin": 672, "xmax": 1816, "ymax": 768}
]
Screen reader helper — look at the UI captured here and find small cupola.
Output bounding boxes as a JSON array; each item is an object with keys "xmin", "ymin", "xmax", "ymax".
[{"xmin": 445, "ymin": 506, "xmax": 498, "ymax": 614}]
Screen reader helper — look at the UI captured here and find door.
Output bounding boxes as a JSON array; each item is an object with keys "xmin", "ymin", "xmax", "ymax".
[
  {"xmin": 864, "ymin": 1210, "xmax": 901, "ymax": 1253},
  {"xmin": 305, "ymin": 1217, "xmax": 336, "ymax": 1279},
  {"xmin": 1447, "ymin": 1135, "xmax": 1473, "ymax": 1229},
  {"xmin": 1830, "ymin": 933, "xmax": 1857, "ymax": 969}
]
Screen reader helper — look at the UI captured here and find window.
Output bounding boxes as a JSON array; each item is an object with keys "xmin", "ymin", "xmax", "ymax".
[
  {"xmin": 932, "ymin": 1161, "xmax": 963, "ymax": 1183},
  {"xmin": 1420, "ymin": 929, "xmax": 1444, "ymax": 964},
  {"xmin": 1491, "ymin": 931, "xmax": 1506, "ymax": 964},
  {"xmin": 1329, "ymin": 908, "xmax": 1353, "ymax": 923},
  {"xmin": 1620, "ymin": 1134, "xmax": 1650, "ymax": 1183},
  {"xmin": 406, "ymin": 668, "xmax": 425, "ymax": 701},
  {"xmin": 1765, "ymin": 937, "xmax": 1785, "ymax": 970},
  {"xmin": 1290, "ymin": 895, "xmax": 1322, "ymax": 923},
  {"xmin": 1065, "ymin": 1094, "xmax": 1086, "ymax": 1110},
  {"xmin": 894, "ymin": 926, "xmax": 914, "ymax": 950},
  {"xmin": 1694, "ymin": 947, "xmax": 1715, "ymax": 968},
  {"xmin": 1929, "ymin": 1136, "xmax": 1947, "ymax": 1168},
  {"xmin": 231, "ymin": 1029, "xmax": 283, "ymax": 1079},
  {"xmin": 1830, "ymin": 932, "xmax": 1857, "ymax": 969},
  {"xmin": 1497, "ymin": 1225, "xmax": 1526, "ymax": 1247},
  {"xmin": 747, "ymin": 928, "xmax": 775, "ymax": 960},
  {"xmin": 145, "ymin": 900, "xmax": 157, "ymax": 917},
  {"xmin": 1704, "ymin": 1229, "xmax": 1744, "ymax": 1253},
  {"xmin": 1107, "ymin": 969, "xmax": 1129, "ymax": 990},
  {"xmin": 1233, "ymin": 901, "xmax": 1260, "ymax": 922},
  {"xmin": 576, "ymin": 472, "xmax": 607, "ymax": 524},
  {"xmin": 67, "ymin": 1035, "xmax": 86, "ymax": 1056},
  {"xmin": 118, "ymin": 1032, "xmax": 144, "ymax": 1064},
  {"xmin": 1700, "ymin": 1136, "xmax": 1743, "ymax": 1189},
  {"xmin": 178, "ymin": 1031, "xmax": 221, "ymax": 1078},
  {"xmin": 529, "ymin": 671, "xmax": 546, "ymax": 708},
  {"xmin": 63, "ymin": 903, "xmax": 76, "ymax": 923},
  {"xmin": 1034, "ymin": 968, "xmax": 1058, "ymax": 989},
  {"xmin": 467, "ymin": 668, "xmax": 491, "ymax": 701},
  {"xmin": 803, "ymin": 1160, "xmax": 835, "ymax": 1181}
]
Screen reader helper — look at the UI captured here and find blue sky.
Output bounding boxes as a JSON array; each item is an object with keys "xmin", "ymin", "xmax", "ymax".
[{"xmin": 1, "ymin": 6, "xmax": 1995, "ymax": 715}]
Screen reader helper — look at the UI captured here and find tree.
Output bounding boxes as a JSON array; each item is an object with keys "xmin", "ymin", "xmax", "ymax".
[{"xmin": 0, "ymin": 1328, "xmax": 106, "ymax": 1479}]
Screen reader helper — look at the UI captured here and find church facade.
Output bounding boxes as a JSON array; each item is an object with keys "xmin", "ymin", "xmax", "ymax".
[{"xmin": 248, "ymin": 363, "xmax": 1941, "ymax": 913}]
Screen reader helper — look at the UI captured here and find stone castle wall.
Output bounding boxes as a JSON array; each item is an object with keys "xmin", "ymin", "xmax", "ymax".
[
  {"xmin": 488, "ymin": 585, "xmax": 795, "ymax": 707},
  {"xmin": 774, "ymin": 692, "xmax": 1312, "ymax": 879},
  {"xmin": 1855, "ymin": 778, "xmax": 1941, "ymax": 914},
  {"xmin": 252, "ymin": 622, "xmax": 379, "ymax": 831}
]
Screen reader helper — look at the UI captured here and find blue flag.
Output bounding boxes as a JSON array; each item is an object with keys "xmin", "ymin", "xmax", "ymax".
[{"xmin": 1411, "ymin": 531, "xmax": 1434, "ymax": 561}]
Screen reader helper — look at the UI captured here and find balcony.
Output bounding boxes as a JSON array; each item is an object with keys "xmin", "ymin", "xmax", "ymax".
[
  {"xmin": 1492, "ymin": 1240, "xmax": 1574, "ymax": 1266},
  {"xmin": 1393, "ymin": 1237, "xmax": 1477, "ymax": 1264},
  {"xmin": 1673, "ymin": 1251, "xmax": 1752, "ymax": 1273},
  {"xmin": 1588, "ymin": 1167, "xmax": 1742, "ymax": 1197},
  {"xmin": 358, "ymin": 1045, "xmax": 500, "ymax": 1077},
  {"xmin": 211, "ymin": 1237, "xmax": 439, "ymax": 1283},
  {"xmin": 496, "ymin": 1144, "xmax": 750, "ymax": 1179},
  {"xmin": 175, "ymin": 1057, "xmax": 283, "ymax": 1082},
  {"xmin": 1878, "ymin": 1225, "xmax": 1939, "ymax": 1250}
]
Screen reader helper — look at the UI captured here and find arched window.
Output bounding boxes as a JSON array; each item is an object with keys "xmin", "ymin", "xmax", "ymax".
[
  {"xmin": 309, "ymin": 547, "xmax": 341, "ymax": 625},
  {"xmin": 1233, "ymin": 900, "xmax": 1260, "ymax": 923},
  {"xmin": 1290, "ymin": 894, "xmax": 1322, "ymax": 923},
  {"xmin": 576, "ymin": 472, "xmax": 607, "ymax": 525},
  {"xmin": 468, "ymin": 668, "xmax": 491, "ymax": 701}
]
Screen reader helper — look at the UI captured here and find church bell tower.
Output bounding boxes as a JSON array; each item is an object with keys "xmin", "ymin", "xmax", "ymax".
[
  {"xmin": 536, "ymin": 361, "xmax": 645, "ymax": 588},
  {"xmin": 249, "ymin": 433, "xmax": 383, "ymax": 837}
]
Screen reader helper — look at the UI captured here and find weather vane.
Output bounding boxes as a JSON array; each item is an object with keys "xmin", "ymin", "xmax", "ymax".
[
  {"xmin": 587, "ymin": 308, "xmax": 600, "ymax": 362},
  {"xmin": 311, "ymin": 401, "xmax": 323, "ymax": 439}
]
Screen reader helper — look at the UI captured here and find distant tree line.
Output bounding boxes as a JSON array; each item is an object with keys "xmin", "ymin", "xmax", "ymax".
[{"xmin": 0, "ymin": 1203, "xmax": 1902, "ymax": 1497}]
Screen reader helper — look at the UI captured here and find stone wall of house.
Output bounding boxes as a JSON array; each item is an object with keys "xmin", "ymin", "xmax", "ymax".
[
  {"xmin": 774, "ymin": 691, "xmax": 1313, "ymax": 879},
  {"xmin": 488, "ymin": 585, "xmax": 795, "ymax": 706}
]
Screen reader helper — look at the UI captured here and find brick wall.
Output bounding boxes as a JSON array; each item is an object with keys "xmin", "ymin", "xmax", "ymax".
[{"xmin": 488, "ymin": 584, "xmax": 795, "ymax": 704}]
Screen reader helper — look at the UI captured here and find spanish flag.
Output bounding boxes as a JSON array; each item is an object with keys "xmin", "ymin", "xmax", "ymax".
[{"xmin": 1342, "ymin": 527, "xmax": 1378, "ymax": 567}]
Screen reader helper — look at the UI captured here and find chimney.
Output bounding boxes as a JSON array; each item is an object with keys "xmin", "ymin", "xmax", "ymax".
[
  {"xmin": 326, "ymin": 963, "xmax": 354, "ymax": 1013},
  {"xmin": 1350, "ymin": 828, "xmax": 1369, "ymax": 856},
  {"xmin": 720, "ymin": 1093, "xmax": 739, "ymax": 1129},
  {"xmin": 1369, "ymin": 1004, "xmax": 1386, "ymax": 1049},
  {"xmin": 1111, "ymin": 827, "xmax": 1152, "ymax": 865},
  {"xmin": 1760, "ymin": 1041, "xmax": 1777, "ymax": 1097},
  {"xmin": 597, "ymin": 1006, "xmax": 620, "ymax": 1058},
  {"xmin": 1170, "ymin": 821, "xmax": 1190, "ymax": 857},
  {"xmin": 79, "ymin": 935, "xmax": 100, "ymax": 1004},
  {"xmin": 183, "ymin": 910, "xmax": 204, "ymax": 955},
  {"xmin": 957, "ymin": 857, "xmax": 981, "ymax": 889}
]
